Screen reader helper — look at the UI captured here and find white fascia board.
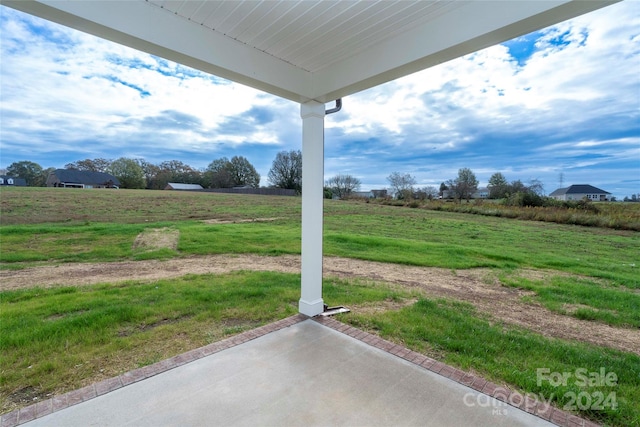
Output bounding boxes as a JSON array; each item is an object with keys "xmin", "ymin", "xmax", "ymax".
[
  {"xmin": 311, "ymin": 0, "xmax": 618, "ymax": 103},
  {"xmin": 4, "ymin": 0, "xmax": 313, "ymax": 102}
]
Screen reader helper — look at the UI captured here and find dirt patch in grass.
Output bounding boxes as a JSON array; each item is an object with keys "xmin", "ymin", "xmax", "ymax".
[
  {"xmin": 2, "ymin": 255, "xmax": 639, "ymax": 354},
  {"xmin": 349, "ymin": 297, "xmax": 419, "ymax": 315},
  {"xmin": 202, "ymin": 217, "xmax": 283, "ymax": 224},
  {"xmin": 45, "ymin": 310, "xmax": 88, "ymax": 322},
  {"xmin": 118, "ymin": 314, "xmax": 194, "ymax": 337},
  {"xmin": 132, "ymin": 227, "xmax": 179, "ymax": 252},
  {"xmin": 4, "ymin": 386, "xmax": 48, "ymax": 409}
]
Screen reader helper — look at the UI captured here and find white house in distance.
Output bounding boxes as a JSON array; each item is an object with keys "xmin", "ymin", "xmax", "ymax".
[
  {"xmin": 165, "ymin": 183, "xmax": 204, "ymax": 191},
  {"xmin": 442, "ymin": 187, "xmax": 489, "ymax": 200},
  {"xmin": 549, "ymin": 184, "xmax": 611, "ymax": 201}
]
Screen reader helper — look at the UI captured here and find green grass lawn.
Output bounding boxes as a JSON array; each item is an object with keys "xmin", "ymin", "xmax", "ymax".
[
  {"xmin": 338, "ymin": 297, "xmax": 639, "ymax": 426},
  {"xmin": 1, "ymin": 187, "xmax": 639, "ymax": 425},
  {"xmin": 2, "ymin": 200, "xmax": 638, "ymax": 289},
  {"xmin": 2, "ymin": 273, "xmax": 638, "ymax": 426},
  {"xmin": 0, "ymin": 273, "xmax": 410, "ymax": 413}
]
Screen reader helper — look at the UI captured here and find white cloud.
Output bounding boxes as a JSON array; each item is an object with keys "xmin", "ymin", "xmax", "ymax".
[{"xmin": 1, "ymin": 2, "xmax": 638, "ymax": 197}]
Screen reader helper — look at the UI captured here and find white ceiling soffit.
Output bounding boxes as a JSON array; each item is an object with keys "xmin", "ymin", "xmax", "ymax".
[{"xmin": 4, "ymin": 0, "xmax": 618, "ymax": 103}]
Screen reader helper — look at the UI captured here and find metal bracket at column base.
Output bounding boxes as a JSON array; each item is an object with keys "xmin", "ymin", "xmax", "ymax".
[{"xmin": 318, "ymin": 304, "xmax": 350, "ymax": 317}]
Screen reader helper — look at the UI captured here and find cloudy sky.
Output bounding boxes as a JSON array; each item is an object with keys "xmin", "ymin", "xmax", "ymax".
[{"xmin": 1, "ymin": 2, "xmax": 638, "ymax": 198}]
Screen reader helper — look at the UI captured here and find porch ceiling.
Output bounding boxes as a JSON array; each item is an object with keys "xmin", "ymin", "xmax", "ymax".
[{"xmin": 4, "ymin": 0, "xmax": 617, "ymax": 103}]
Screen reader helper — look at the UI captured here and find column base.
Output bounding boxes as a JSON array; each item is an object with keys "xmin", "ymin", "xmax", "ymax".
[{"xmin": 298, "ymin": 298, "xmax": 324, "ymax": 317}]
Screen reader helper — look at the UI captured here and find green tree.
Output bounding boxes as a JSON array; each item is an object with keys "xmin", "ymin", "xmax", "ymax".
[
  {"xmin": 42, "ymin": 167, "xmax": 56, "ymax": 184},
  {"xmin": 507, "ymin": 180, "xmax": 528, "ymax": 194},
  {"xmin": 326, "ymin": 174, "xmax": 361, "ymax": 199},
  {"xmin": 206, "ymin": 156, "xmax": 260, "ymax": 188},
  {"xmin": 137, "ymin": 160, "xmax": 162, "ymax": 190},
  {"xmin": 488, "ymin": 172, "xmax": 508, "ymax": 199},
  {"xmin": 108, "ymin": 157, "xmax": 145, "ymax": 189},
  {"xmin": 229, "ymin": 156, "xmax": 260, "ymax": 188},
  {"xmin": 323, "ymin": 186, "xmax": 333, "ymax": 199},
  {"xmin": 439, "ymin": 182, "xmax": 448, "ymax": 198},
  {"xmin": 65, "ymin": 158, "xmax": 111, "ymax": 172},
  {"xmin": 268, "ymin": 150, "xmax": 302, "ymax": 193},
  {"xmin": 416, "ymin": 186, "xmax": 438, "ymax": 200},
  {"xmin": 6, "ymin": 161, "xmax": 45, "ymax": 186},
  {"xmin": 157, "ymin": 160, "xmax": 201, "ymax": 187},
  {"xmin": 141, "ymin": 160, "xmax": 197, "ymax": 190},
  {"xmin": 206, "ymin": 157, "xmax": 234, "ymax": 188}
]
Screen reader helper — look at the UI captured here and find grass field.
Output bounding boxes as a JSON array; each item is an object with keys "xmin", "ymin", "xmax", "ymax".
[{"xmin": 1, "ymin": 187, "xmax": 639, "ymax": 425}]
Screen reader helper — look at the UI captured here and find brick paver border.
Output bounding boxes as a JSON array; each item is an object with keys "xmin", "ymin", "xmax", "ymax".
[
  {"xmin": 312, "ymin": 316, "xmax": 600, "ymax": 427},
  {"xmin": 1, "ymin": 314, "xmax": 599, "ymax": 427},
  {"xmin": 1, "ymin": 314, "xmax": 308, "ymax": 427}
]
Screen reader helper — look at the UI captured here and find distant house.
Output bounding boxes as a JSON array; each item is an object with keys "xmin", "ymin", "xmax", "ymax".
[
  {"xmin": 0, "ymin": 175, "xmax": 27, "ymax": 186},
  {"xmin": 165, "ymin": 183, "xmax": 203, "ymax": 191},
  {"xmin": 549, "ymin": 184, "xmax": 611, "ymax": 201},
  {"xmin": 352, "ymin": 191, "xmax": 374, "ymax": 199},
  {"xmin": 47, "ymin": 169, "xmax": 120, "ymax": 189},
  {"xmin": 442, "ymin": 187, "xmax": 489, "ymax": 199},
  {"xmin": 371, "ymin": 189, "xmax": 388, "ymax": 199},
  {"xmin": 472, "ymin": 187, "xmax": 489, "ymax": 199}
]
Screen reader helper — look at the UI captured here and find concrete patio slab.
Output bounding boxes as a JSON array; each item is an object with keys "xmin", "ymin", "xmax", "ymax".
[{"xmin": 12, "ymin": 318, "xmax": 562, "ymax": 427}]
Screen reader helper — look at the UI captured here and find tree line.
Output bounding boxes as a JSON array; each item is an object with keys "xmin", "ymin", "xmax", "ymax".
[
  {"xmin": 385, "ymin": 169, "xmax": 546, "ymax": 203},
  {"xmin": 5, "ymin": 159, "xmax": 634, "ymax": 203},
  {"xmin": 0, "ymin": 159, "xmax": 541, "ymax": 199},
  {"xmin": 5, "ymin": 152, "xmax": 361, "ymax": 198},
  {"xmin": 3, "ymin": 151, "xmax": 305, "ymax": 191}
]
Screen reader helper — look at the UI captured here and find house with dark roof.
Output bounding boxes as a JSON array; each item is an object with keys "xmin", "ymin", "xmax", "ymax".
[
  {"xmin": 549, "ymin": 184, "xmax": 611, "ymax": 201},
  {"xmin": 46, "ymin": 169, "xmax": 120, "ymax": 189},
  {"xmin": 0, "ymin": 175, "xmax": 27, "ymax": 186}
]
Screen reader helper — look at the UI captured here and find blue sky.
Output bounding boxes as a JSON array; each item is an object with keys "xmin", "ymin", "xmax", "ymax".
[{"xmin": 1, "ymin": 2, "xmax": 638, "ymax": 199}]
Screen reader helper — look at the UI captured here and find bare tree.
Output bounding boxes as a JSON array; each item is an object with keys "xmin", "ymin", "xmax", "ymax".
[
  {"xmin": 416, "ymin": 186, "xmax": 438, "ymax": 200},
  {"xmin": 268, "ymin": 150, "xmax": 302, "ymax": 193},
  {"xmin": 450, "ymin": 168, "xmax": 478, "ymax": 201},
  {"xmin": 387, "ymin": 172, "xmax": 416, "ymax": 199},
  {"xmin": 326, "ymin": 174, "xmax": 361, "ymax": 199},
  {"xmin": 528, "ymin": 178, "xmax": 545, "ymax": 196}
]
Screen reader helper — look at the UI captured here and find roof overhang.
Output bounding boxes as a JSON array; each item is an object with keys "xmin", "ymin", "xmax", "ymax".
[{"xmin": 3, "ymin": 0, "xmax": 618, "ymax": 103}]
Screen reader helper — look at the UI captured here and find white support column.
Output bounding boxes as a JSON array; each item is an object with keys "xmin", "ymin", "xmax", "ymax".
[{"xmin": 299, "ymin": 100, "xmax": 325, "ymax": 316}]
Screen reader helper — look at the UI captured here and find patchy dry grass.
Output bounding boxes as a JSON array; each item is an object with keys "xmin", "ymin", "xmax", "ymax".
[
  {"xmin": 0, "ymin": 187, "xmax": 300, "ymax": 225},
  {"xmin": 370, "ymin": 198, "xmax": 640, "ymax": 231}
]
